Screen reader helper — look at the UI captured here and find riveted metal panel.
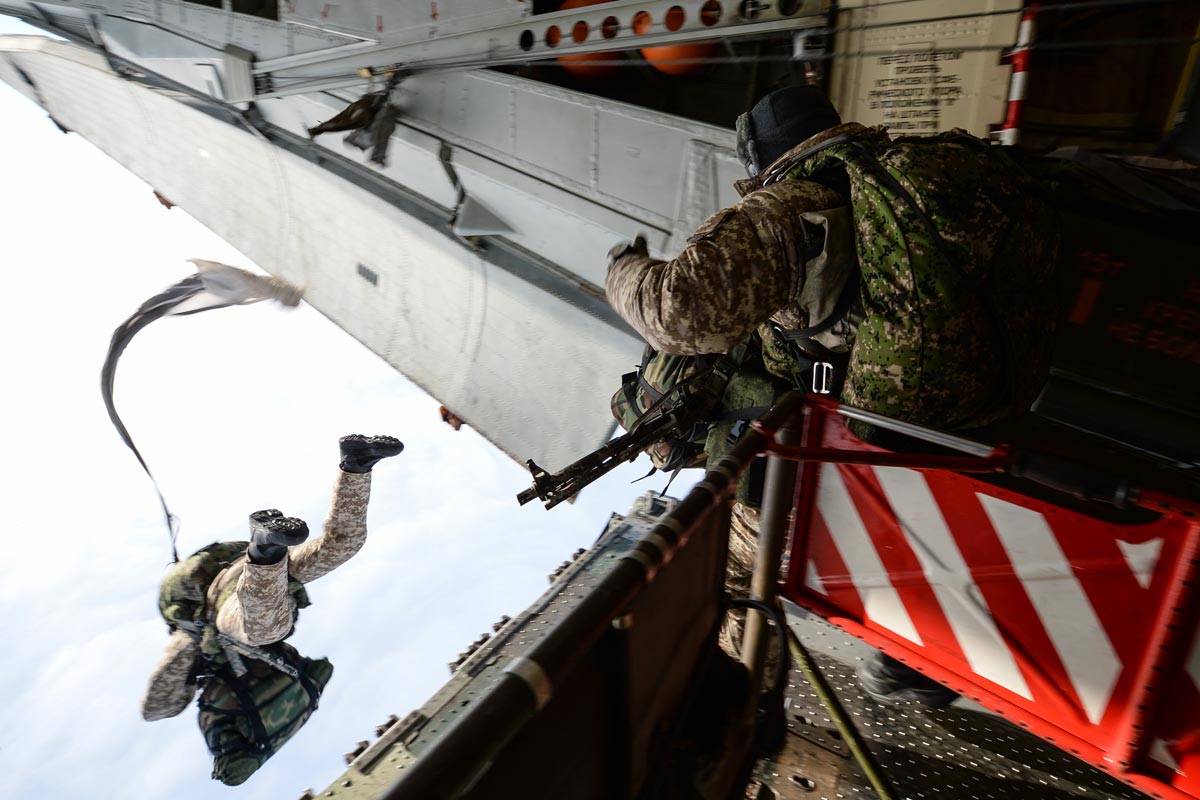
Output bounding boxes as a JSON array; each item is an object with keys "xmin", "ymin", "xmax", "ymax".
[
  {"xmin": 444, "ymin": 71, "xmax": 517, "ymax": 157},
  {"xmin": 513, "ymin": 89, "xmax": 596, "ymax": 190},
  {"xmin": 596, "ymin": 110, "xmax": 690, "ymax": 222},
  {"xmin": 0, "ymin": 36, "xmax": 640, "ymax": 470}
]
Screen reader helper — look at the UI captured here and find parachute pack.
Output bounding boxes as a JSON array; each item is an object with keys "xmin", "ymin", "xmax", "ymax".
[
  {"xmin": 769, "ymin": 126, "xmax": 1060, "ymax": 429},
  {"xmin": 158, "ymin": 542, "xmax": 331, "ymax": 786},
  {"xmin": 198, "ymin": 643, "xmax": 333, "ymax": 786}
]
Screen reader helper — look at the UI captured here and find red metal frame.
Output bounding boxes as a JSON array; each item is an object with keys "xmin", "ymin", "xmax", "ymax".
[{"xmin": 773, "ymin": 397, "xmax": 1200, "ymax": 800}]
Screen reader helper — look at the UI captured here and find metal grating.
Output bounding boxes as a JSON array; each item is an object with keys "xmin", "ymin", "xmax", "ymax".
[{"xmin": 754, "ymin": 607, "xmax": 1152, "ymax": 800}]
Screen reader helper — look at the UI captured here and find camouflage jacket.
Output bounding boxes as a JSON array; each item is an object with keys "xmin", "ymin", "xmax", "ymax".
[{"xmin": 605, "ymin": 124, "xmax": 863, "ymax": 357}]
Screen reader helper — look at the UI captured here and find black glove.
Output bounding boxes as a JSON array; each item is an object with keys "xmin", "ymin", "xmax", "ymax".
[{"xmin": 607, "ymin": 234, "xmax": 649, "ymax": 268}]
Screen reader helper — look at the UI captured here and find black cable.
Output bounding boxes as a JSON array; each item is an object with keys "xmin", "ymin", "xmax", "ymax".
[{"xmin": 725, "ymin": 597, "xmax": 793, "ymax": 800}]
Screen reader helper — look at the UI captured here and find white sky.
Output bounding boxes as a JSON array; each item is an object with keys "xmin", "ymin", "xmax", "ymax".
[{"xmin": 0, "ymin": 16, "xmax": 690, "ymax": 799}]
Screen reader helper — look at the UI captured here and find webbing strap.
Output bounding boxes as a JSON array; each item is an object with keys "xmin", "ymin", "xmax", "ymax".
[
  {"xmin": 274, "ymin": 645, "xmax": 321, "ymax": 708},
  {"xmin": 216, "ymin": 665, "xmax": 272, "ymax": 754},
  {"xmin": 779, "ymin": 269, "xmax": 861, "ymax": 341},
  {"xmin": 715, "ymin": 406, "xmax": 770, "ymax": 422}
]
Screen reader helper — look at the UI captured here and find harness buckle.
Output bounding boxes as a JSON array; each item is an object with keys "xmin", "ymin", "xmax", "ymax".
[{"xmin": 812, "ymin": 361, "xmax": 835, "ymax": 395}]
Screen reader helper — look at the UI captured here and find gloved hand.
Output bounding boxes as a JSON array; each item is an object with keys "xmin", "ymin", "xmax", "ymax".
[{"xmin": 607, "ymin": 234, "xmax": 649, "ymax": 268}]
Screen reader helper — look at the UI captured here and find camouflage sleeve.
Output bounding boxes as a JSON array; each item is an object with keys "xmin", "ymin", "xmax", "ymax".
[
  {"xmin": 287, "ymin": 469, "xmax": 372, "ymax": 585},
  {"xmin": 605, "ymin": 180, "xmax": 845, "ymax": 355},
  {"xmin": 141, "ymin": 630, "xmax": 198, "ymax": 721},
  {"xmin": 215, "ymin": 558, "xmax": 296, "ymax": 646}
]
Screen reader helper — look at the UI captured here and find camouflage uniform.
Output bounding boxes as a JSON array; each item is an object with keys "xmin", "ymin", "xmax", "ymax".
[
  {"xmin": 717, "ymin": 503, "xmax": 760, "ymax": 657},
  {"xmin": 140, "ymin": 470, "xmax": 372, "ymax": 721},
  {"xmin": 609, "ymin": 123, "xmax": 1058, "ymax": 662}
]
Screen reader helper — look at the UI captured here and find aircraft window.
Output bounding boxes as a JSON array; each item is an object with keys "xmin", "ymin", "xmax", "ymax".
[
  {"xmin": 665, "ymin": 6, "xmax": 685, "ymax": 32},
  {"xmin": 232, "ymin": 0, "xmax": 278, "ymax": 20}
]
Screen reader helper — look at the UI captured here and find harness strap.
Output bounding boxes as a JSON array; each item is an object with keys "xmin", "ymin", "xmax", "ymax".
[
  {"xmin": 214, "ymin": 665, "xmax": 273, "ymax": 755},
  {"xmin": 778, "ymin": 269, "xmax": 861, "ymax": 341},
  {"xmin": 274, "ymin": 645, "xmax": 321, "ymax": 708},
  {"xmin": 715, "ymin": 406, "xmax": 771, "ymax": 422}
]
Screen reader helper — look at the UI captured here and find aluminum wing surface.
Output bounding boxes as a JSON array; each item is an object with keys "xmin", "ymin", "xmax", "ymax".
[{"xmin": 0, "ymin": 35, "xmax": 653, "ymax": 471}]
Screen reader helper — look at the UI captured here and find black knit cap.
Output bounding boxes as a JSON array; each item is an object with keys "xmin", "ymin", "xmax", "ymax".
[{"xmin": 736, "ymin": 85, "xmax": 842, "ymax": 175}]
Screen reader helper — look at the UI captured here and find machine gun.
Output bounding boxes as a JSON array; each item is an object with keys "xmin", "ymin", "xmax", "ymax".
[
  {"xmin": 517, "ymin": 362, "xmax": 733, "ymax": 510},
  {"xmin": 517, "ymin": 391, "xmax": 690, "ymax": 511}
]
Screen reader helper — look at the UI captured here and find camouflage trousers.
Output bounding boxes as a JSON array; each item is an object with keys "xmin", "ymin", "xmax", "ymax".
[{"xmin": 214, "ymin": 470, "xmax": 373, "ymax": 647}]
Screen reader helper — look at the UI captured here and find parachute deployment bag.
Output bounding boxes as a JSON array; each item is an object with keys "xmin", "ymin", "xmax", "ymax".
[
  {"xmin": 198, "ymin": 642, "xmax": 334, "ymax": 786},
  {"xmin": 158, "ymin": 541, "xmax": 252, "ymax": 631}
]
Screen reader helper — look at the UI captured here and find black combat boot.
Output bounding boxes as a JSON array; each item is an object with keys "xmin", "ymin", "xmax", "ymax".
[
  {"xmin": 339, "ymin": 434, "xmax": 404, "ymax": 474},
  {"xmin": 248, "ymin": 509, "xmax": 309, "ymax": 565},
  {"xmin": 857, "ymin": 652, "xmax": 958, "ymax": 709}
]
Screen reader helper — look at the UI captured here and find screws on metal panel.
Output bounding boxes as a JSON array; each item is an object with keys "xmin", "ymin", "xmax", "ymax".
[
  {"xmin": 375, "ymin": 714, "xmax": 399, "ymax": 737},
  {"xmin": 343, "ymin": 740, "xmax": 369, "ymax": 764}
]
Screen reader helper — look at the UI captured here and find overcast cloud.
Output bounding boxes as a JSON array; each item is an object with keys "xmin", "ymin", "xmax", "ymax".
[{"xmin": 0, "ymin": 19, "xmax": 689, "ymax": 798}]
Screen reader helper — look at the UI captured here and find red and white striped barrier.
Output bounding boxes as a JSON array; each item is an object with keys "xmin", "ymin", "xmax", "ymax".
[
  {"xmin": 996, "ymin": 3, "xmax": 1039, "ymax": 146},
  {"xmin": 783, "ymin": 409, "xmax": 1200, "ymax": 800}
]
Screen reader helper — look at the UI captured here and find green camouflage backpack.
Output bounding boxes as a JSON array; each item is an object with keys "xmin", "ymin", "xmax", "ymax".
[
  {"xmin": 764, "ymin": 126, "xmax": 1060, "ymax": 430},
  {"xmin": 157, "ymin": 542, "xmax": 330, "ymax": 786},
  {"xmin": 198, "ymin": 642, "xmax": 334, "ymax": 786},
  {"xmin": 159, "ymin": 541, "xmax": 254, "ymax": 633}
]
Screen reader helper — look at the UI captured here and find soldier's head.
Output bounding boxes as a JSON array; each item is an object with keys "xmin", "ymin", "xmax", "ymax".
[{"xmin": 735, "ymin": 86, "xmax": 842, "ymax": 176}]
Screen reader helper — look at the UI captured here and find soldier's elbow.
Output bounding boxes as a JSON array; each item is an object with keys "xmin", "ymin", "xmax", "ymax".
[{"xmin": 141, "ymin": 698, "xmax": 186, "ymax": 722}]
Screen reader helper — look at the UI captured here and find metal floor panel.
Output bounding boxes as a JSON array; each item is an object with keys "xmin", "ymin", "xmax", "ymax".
[{"xmin": 757, "ymin": 607, "xmax": 1149, "ymax": 800}]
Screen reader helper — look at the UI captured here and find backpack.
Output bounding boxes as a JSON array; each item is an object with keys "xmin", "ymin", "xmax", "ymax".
[
  {"xmin": 766, "ymin": 127, "xmax": 1060, "ymax": 430},
  {"xmin": 197, "ymin": 642, "xmax": 334, "ymax": 786},
  {"xmin": 157, "ymin": 542, "xmax": 329, "ymax": 786},
  {"xmin": 159, "ymin": 541, "xmax": 254, "ymax": 634}
]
